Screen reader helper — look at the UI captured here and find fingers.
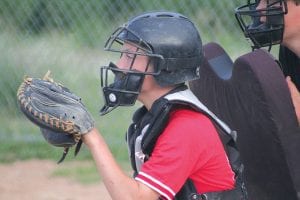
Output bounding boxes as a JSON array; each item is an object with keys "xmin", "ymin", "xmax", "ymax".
[{"xmin": 286, "ymin": 76, "xmax": 296, "ymax": 91}]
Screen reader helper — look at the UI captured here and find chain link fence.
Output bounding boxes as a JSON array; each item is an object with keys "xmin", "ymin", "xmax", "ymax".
[{"xmin": 0, "ymin": 0, "xmax": 251, "ymax": 161}]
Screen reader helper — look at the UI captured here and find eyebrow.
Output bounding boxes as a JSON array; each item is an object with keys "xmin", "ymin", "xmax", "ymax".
[
  {"xmin": 121, "ymin": 48, "xmax": 133, "ymax": 52},
  {"xmin": 121, "ymin": 47, "xmax": 146, "ymax": 55}
]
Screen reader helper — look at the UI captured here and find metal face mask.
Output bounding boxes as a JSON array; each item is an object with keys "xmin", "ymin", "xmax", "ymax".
[
  {"xmin": 235, "ymin": 0, "xmax": 287, "ymax": 50},
  {"xmin": 99, "ymin": 26, "xmax": 162, "ymax": 115}
]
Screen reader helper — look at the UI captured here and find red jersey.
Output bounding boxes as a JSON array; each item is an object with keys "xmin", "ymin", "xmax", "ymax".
[{"xmin": 135, "ymin": 108, "xmax": 235, "ymax": 200}]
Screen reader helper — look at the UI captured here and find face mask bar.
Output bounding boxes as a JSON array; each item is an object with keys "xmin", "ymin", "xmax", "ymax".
[
  {"xmin": 100, "ymin": 62, "xmax": 148, "ymax": 96},
  {"xmin": 235, "ymin": 0, "xmax": 287, "ymax": 51},
  {"xmin": 99, "ymin": 63, "xmax": 146, "ymax": 115},
  {"xmin": 104, "ymin": 26, "xmax": 164, "ymax": 62},
  {"xmin": 99, "ymin": 27, "xmax": 164, "ymax": 115}
]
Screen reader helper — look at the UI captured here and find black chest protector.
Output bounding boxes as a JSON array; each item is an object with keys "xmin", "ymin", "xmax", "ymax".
[
  {"xmin": 126, "ymin": 87, "xmax": 248, "ymax": 200},
  {"xmin": 279, "ymin": 45, "xmax": 300, "ymax": 91}
]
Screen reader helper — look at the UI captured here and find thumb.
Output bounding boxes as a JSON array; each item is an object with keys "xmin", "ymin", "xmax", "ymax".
[{"xmin": 286, "ymin": 76, "xmax": 297, "ymax": 93}]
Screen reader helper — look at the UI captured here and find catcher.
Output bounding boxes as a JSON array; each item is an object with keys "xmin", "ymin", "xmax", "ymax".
[{"xmin": 17, "ymin": 11, "xmax": 247, "ymax": 200}]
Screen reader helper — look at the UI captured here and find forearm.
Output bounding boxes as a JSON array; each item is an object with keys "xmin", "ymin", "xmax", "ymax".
[
  {"xmin": 82, "ymin": 128, "xmax": 136, "ymax": 199},
  {"xmin": 82, "ymin": 128, "xmax": 158, "ymax": 200}
]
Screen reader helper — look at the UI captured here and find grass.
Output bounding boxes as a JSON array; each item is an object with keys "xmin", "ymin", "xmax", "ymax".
[
  {"xmin": 51, "ymin": 160, "xmax": 132, "ymax": 185},
  {"xmin": 0, "ymin": 114, "xmax": 132, "ymax": 163},
  {"xmin": 0, "ymin": 141, "xmax": 71, "ymax": 163},
  {"xmin": 51, "ymin": 161, "xmax": 101, "ymax": 184}
]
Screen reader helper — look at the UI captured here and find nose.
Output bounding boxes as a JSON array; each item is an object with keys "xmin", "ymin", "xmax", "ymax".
[
  {"xmin": 116, "ymin": 54, "xmax": 127, "ymax": 70},
  {"xmin": 116, "ymin": 60, "xmax": 123, "ymax": 70}
]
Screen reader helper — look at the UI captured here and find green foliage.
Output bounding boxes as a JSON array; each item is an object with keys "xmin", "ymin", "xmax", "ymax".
[
  {"xmin": 0, "ymin": 141, "xmax": 67, "ymax": 163},
  {"xmin": 0, "ymin": 0, "xmax": 244, "ymax": 48},
  {"xmin": 0, "ymin": 62, "xmax": 25, "ymax": 116},
  {"xmin": 0, "ymin": 0, "xmax": 38, "ymax": 27}
]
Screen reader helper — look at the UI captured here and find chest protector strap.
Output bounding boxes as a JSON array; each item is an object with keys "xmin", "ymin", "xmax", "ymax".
[{"xmin": 126, "ymin": 88, "xmax": 248, "ymax": 200}]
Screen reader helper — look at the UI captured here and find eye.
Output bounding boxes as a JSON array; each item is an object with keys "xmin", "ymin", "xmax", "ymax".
[
  {"xmin": 120, "ymin": 52, "xmax": 135, "ymax": 60},
  {"xmin": 126, "ymin": 53, "xmax": 135, "ymax": 59}
]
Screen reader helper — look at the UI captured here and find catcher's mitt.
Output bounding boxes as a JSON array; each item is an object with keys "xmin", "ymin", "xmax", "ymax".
[{"xmin": 17, "ymin": 71, "xmax": 94, "ymax": 163}]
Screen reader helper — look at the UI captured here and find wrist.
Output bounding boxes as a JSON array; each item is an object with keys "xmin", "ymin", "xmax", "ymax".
[{"xmin": 82, "ymin": 127, "xmax": 101, "ymax": 148}]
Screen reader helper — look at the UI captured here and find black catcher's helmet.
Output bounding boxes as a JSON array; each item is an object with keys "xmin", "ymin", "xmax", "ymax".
[
  {"xmin": 100, "ymin": 11, "xmax": 203, "ymax": 115},
  {"xmin": 235, "ymin": 0, "xmax": 287, "ymax": 50}
]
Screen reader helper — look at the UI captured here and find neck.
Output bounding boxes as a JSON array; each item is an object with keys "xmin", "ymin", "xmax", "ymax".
[
  {"xmin": 283, "ymin": 39, "xmax": 300, "ymax": 57},
  {"xmin": 138, "ymin": 85, "xmax": 176, "ymax": 110}
]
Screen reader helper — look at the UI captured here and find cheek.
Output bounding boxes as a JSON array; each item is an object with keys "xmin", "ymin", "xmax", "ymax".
[
  {"xmin": 116, "ymin": 57, "xmax": 132, "ymax": 70},
  {"xmin": 282, "ymin": 10, "xmax": 296, "ymax": 41},
  {"xmin": 132, "ymin": 56, "xmax": 150, "ymax": 72},
  {"xmin": 141, "ymin": 76, "xmax": 150, "ymax": 90},
  {"xmin": 140, "ymin": 75, "xmax": 155, "ymax": 92}
]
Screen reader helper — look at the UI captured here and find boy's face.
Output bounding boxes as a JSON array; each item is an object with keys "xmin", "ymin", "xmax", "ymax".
[
  {"xmin": 116, "ymin": 42, "xmax": 159, "ymax": 100},
  {"xmin": 235, "ymin": 0, "xmax": 287, "ymax": 48},
  {"xmin": 281, "ymin": 0, "xmax": 300, "ymax": 44},
  {"xmin": 99, "ymin": 41, "xmax": 157, "ymax": 115},
  {"xmin": 255, "ymin": 0, "xmax": 286, "ymax": 22},
  {"xmin": 116, "ymin": 42, "xmax": 150, "ymax": 74}
]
